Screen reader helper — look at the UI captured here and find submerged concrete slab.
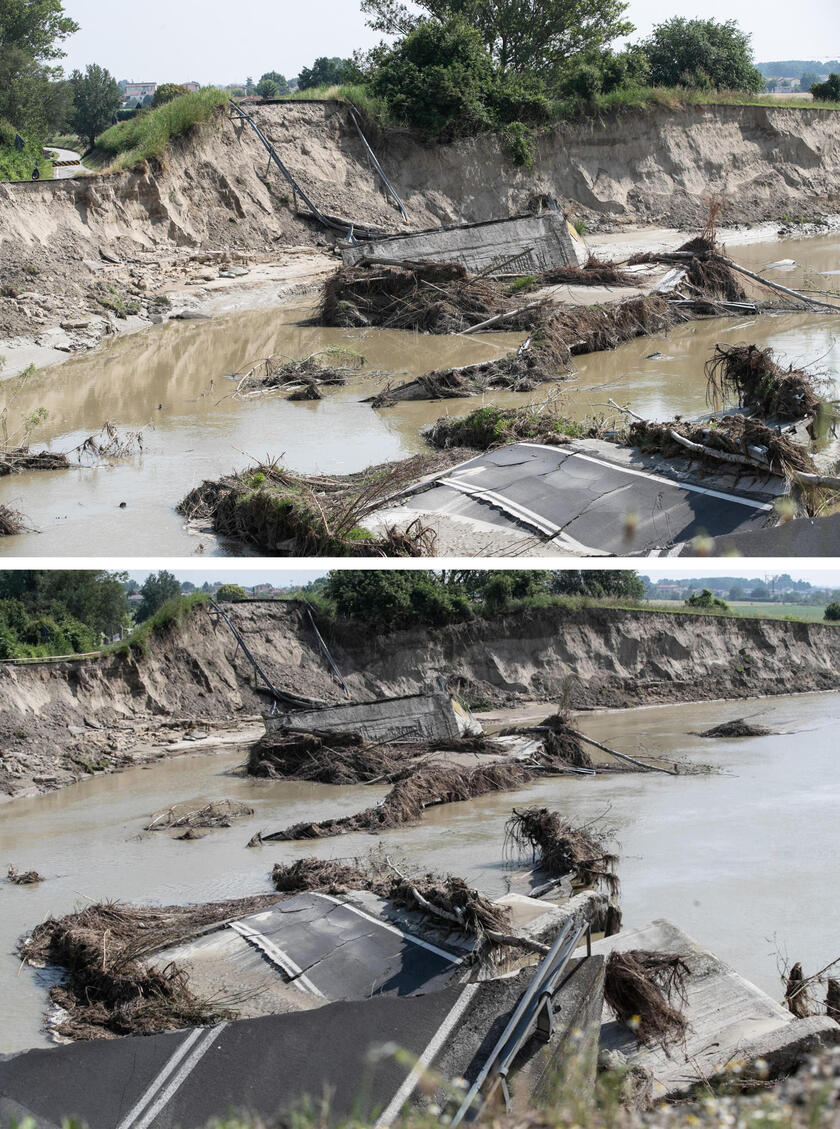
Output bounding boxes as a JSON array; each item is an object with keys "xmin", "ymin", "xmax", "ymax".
[
  {"xmin": 382, "ymin": 442, "xmax": 777, "ymax": 555},
  {"xmin": 592, "ymin": 919, "xmax": 840, "ymax": 1099},
  {"xmin": 679, "ymin": 510, "xmax": 840, "ymax": 557},
  {"xmin": 341, "ymin": 212, "xmax": 588, "ymax": 275},
  {"xmin": 271, "ymin": 691, "xmax": 478, "ymax": 742}
]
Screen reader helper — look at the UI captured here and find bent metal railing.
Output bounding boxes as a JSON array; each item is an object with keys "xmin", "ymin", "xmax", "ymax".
[{"xmin": 449, "ymin": 918, "xmax": 592, "ymax": 1126}]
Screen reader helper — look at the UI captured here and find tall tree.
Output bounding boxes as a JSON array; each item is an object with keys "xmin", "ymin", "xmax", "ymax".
[
  {"xmin": 70, "ymin": 64, "xmax": 122, "ymax": 147},
  {"xmin": 0, "ymin": 0, "xmax": 79, "ymax": 61},
  {"xmin": 136, "ymin": 570, "xmax": 182, "ymax": 622},
  {"xmin": 642, "ymin": 18, "xmax": 763, "ymax": 91},
  {"xmin": 259, "ymin": 71, "xmax": 290, "ymax": 95},
  {"xmin": 360, "ymin": 0, "xmax": 633, "ymax": 78},
  {"xmin": 297, "ymin": 57, "xmax": 349, "ymax": 90}
]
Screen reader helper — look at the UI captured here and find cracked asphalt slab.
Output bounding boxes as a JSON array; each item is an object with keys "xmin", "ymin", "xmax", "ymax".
[
  {"xmin": 400, "ymin": 443, "xmax": 775, "ymax": 553},
  {"xmin": 0, "ymin": 987, "xmax": 474, "ymax": 1129}
]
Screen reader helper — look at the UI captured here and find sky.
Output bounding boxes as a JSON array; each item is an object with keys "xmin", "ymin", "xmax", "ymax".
[
  {"xmin": 58, "ymin": 0, "xmax": 840, "ymax": 85},
  {"xmin": 121, "ymin": 566, "xmax": 840, "ymax": 588}
]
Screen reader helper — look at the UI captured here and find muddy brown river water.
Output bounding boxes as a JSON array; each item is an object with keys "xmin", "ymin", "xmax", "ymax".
[
  {"xmin": 2, "ymin": 692, "xmax": 839, "ymax": 1055},
  {"xmin": 0, "ymin": 232, "xmax": 838, "ymax": 557}
]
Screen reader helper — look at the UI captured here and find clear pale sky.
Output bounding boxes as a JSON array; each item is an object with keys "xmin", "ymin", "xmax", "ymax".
[
  {"xmin": 123, "ymin": 567, "xmax": 840, "ymax": 587},
  {"xmin": 59, "ymin": 0, "xmax": 840, "ymax": 85}
]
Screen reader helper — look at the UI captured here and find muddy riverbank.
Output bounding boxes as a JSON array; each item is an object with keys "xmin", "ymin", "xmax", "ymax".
[
  {"xmin": 2, "ymin": 600, "xmax": 840, "ymax": 800},
  {"xmin": 2, "ymin": 691, "xmax": 838, "ymax": 1055}
]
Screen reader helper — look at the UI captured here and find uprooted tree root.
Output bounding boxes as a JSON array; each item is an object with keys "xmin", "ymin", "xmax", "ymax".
[
  {"xmin": 231, "ymin": 350, "xmax": 369, "ymax": 401},
  {"xmin": 629, "ymin": 414, "xmax": 817, "ymax": 476},
  {"xmin": 532, "ymin": 256, "xmax": 637, "ymax": 289},
  {"xmin": 628, "ymin": 241, "xmax": 747, "ymax": 305},
  {"xmin": 1, "ymin": 424, "xmax": 142, "ymax": 478},
  {"xmin": 322, "ymin": 261, "xmax": 546, "ymax": 334},
  {"xmin": 605, "ymin": 950, "xmax": 690, "ymax": 1048},
  {"xmin": 505, "ymin": 808, "xmax": 619, "ymax": 895},
  {"xmin": 263, "ymin": 761, "xmax": 535, "ymax": 842},
  {"xmin": 20, "ymin": 895, "xmax": 282, "ymax": 1039},
  {"xmin": 176, "ymin": 452, "xmax": 467, "ymax": 556},
  {"xmin": 7, "ymin": 865, "xmax": 44, "ymax": 885},
  {"xmin": 697, "ymin": 719, "xmax": 774, "ymax": 738},
  {"xmin": 0, "ymin": 504, "xmax": 27, "ymax": 535},
  {"xmin": 145, "ymin": 799, "xmax": 255, "ymax": 831},
  {"xmin": 706, "ymin": 344, "xmax": 826, "ymax": 421}
]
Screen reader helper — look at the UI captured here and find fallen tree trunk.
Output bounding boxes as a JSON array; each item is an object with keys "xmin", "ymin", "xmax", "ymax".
[
  {"xmin": 722, "ymin": 258, "xmax": 840, "ymax": 314},
  {"xmin": 567, "ymin": 729, "xmax": 678, "ymax": 775}
]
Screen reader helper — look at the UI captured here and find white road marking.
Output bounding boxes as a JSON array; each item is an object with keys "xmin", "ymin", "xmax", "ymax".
[
  {"xmin": 131, "ymin": 1024, "xmax": 228, "ymax": 1129},
  {"xmin": 115, "ymin": 1028, "xmax": 204, "ymax": 1129},
  {"xmin": 374, "ymin": 984, "xmax": 480, "ymax": 1129},
  {"xmin": 229, "ymin": 920, "xmax": 325, "ymax": 996},
  {"xmin": 518, "ymin": 443, "xmax": 776, "ymax": 511},
  {"xmin": 313, "ymin": 893, "xmax": 464, "ymax": 964}
]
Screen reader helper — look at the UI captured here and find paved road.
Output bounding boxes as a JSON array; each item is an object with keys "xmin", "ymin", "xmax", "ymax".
[
  {"xmin": 0, "ymin": 985, "xmax": 482, "ymax": 1129},
  {"xmin": 403, "ymin": 443, "xmax": 774, "ymax": 554},
  {"xmin": 44, "ymin": 147, "xmax": 89, "ymax": 179}
]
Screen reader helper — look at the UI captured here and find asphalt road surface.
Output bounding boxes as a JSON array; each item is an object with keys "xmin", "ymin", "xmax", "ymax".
[
  {"xmin": 45, "ymin": 147, "xmax": 88, "ymax": 179},
  {"xmin": 404, "ymin": 443, "xmax": 774, "ymax": 554}
]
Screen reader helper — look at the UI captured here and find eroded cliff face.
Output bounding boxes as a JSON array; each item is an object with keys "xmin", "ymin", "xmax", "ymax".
[
  {"xmin": 1, "ymin": 601, "xmax": 837, "ymax": 799},
  {"xmin": 2, "ymin": 100, "xmax": 838, "ymax": 275}
]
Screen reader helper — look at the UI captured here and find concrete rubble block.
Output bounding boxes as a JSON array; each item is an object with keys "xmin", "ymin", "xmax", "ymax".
[
  {"xmin": 271, "ymin": 691, "xmax": 481, "ymax": 743},
  {"xmin": 591, "ymin": 918, "xmax": 840, "ymax": 1099},
  {"xmin": 342, "ymin": 212, "xmax": 589, "ymax": 275}
]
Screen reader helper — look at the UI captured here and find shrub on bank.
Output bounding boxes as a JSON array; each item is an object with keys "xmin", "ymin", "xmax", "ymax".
[
  {"xmin": 96, "ymin": 88, "xmax": 228, "ymax": 170},
  {"xmin": 0, "ymin": 128, "xmax": 52, "ymax": 182}
]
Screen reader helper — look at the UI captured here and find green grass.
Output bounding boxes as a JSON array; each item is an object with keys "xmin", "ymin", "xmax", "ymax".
[
  {"xmin": 0, "ymin": 135, "xmax": 53, "ymax": 182},
  {"xmin": 96, "ymin": 88, "xmax": 228, "ymax": 171},
  {"xmin": 105, "ymin": 593, "xmax": 210, "ymax": 657},
  {"xmin": 645, "ymin": 599, "xmax": 832, "ymax": 623}
]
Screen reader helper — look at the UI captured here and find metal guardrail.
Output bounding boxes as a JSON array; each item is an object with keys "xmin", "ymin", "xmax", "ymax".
[
  {"xmin": 346, "ymin": 104, "xmax": 409, "ymax": 225},
  {"xmin": 207, "ymin": 599, "xmax": 319, "ymax": 711},
  {"xmin": 449, "ymin": 918, "xmax": 591, "ymax": 1126}
]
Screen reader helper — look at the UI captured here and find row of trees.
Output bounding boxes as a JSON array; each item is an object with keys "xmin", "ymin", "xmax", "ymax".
[{"xmin": 316, "ymin": 569, "xmax": 645, "ymax": 630}]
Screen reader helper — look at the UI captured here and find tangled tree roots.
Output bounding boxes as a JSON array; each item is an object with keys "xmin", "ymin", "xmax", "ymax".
[
  {"xmin": 271, "ymin": 857, "xmax": 512, "ymax": 947},
  {"xmin": 145, "ymin": 799, "xmax": 255, "ymax": 831},
  {"xmin": 231, "ymin": 350, "xmax": 369, "ymax": 399},
  {"xmin": 176, "ymin": 453, "xmax": 464, "ymax": 557},
  {"xmin": 629, "ymin": 414, "xmax": 817, "ymax": 476},
  {"xmin": 706, "ymin": 344, "xmax": 824, "ymax": 421},
  {"xmin": 605, "ymin": 950, "xmax": 690, "ymax": 1047},
  {"xmin": 698, "ymin": 719, "xmax": 774, "ymax": 738},
  {"xmin": 7, "ymin": 865, "xmax": 43, "ymax": 885},
  {"xmin": 250, "ymin": 730, "xmax": 408, "ymax": 784},
  {"xmin": 322, "ymin": 261, "xmax": 545, "ymax": 334},
  {"xmin": 0, "ymin": 448, "xmax": 70, "ymax": 476},
  {"xmin": 785, "ymin": 962, "xmax": 814, "ymax": 1019},
  {"xmin": 265, "ymin": 762, "xmax": 534, "ymax": 842},
  {"xmin": 551, "ymin": 295, "xmax": 678, "ymax": 356},
  {"xmin": 505, "ymin": 808, "xmax": 619, "ymax": 894},
  {"xmin": 20, "ymin": 896, "xmax": 281, "ymax": 1039},
  {"xmin": 0, "ymin": 504, "xmax": 27, "ymax": 535},
  {"xmin": 535, "ymin": 256, "xmax": 636, "ymax": 288}
]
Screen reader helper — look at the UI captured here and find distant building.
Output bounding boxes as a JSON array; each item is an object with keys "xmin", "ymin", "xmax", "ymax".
[
  {"xmin": 125, "ymin": 82, "xmax": 158, "ymax": 100},
  {"xmin": 183, "ymin": 81, "xmax": 200, "ymax": 93}
]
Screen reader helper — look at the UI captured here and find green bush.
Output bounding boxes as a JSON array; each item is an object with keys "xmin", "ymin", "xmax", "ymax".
[
  {"xmin": 685, "ymin": 588, "xmax": 730, "ymax": 611},
  {"xmin": 824, "ymin": 601, "xmax": 840, "ymax": 621},
  {"xmin": 216, "ymin": 584, "xmax": 249, "ymax": 602},
  {"xmin": 97, "ymin": 88, "xmax": 227, "ymax": 170},
  {"xmin": 811, "ymin": 74, "xmax": 840, "ymax": 102}
]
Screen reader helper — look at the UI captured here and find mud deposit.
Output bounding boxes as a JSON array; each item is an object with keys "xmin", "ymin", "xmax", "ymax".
[{"xmin": 2, "ymin": 692, "xmax": 838, "ymax": 1055}]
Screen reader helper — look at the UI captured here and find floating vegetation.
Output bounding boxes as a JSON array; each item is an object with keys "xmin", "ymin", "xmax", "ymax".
[
  {"xmin": 231, "ymin": 349, "xmax": 368, "ymax": 401},
  {"xmin": 145, "ymin": 799, "xmax": 255, "ymax": 831},
  {"xmin": 423, "ymin": 400, "xmax": 598, "ymax": 451},
  {"xmin": 697, "ymin": 719, "xmax": 774, "ymax": 738},
  {"xmin": 706, "ymin": 344, "xmax": 825, "ymax": 421},
  {"xmin": 504, "ymin": 807, "xmax": 619, "ymax": 895},
  {"xmin": 0, "ymin": 504, "xmax": 27, "ymax": 535},
  {"xmin": 7, "ymin": 865, "xmax": 44, "ymax": 885}
]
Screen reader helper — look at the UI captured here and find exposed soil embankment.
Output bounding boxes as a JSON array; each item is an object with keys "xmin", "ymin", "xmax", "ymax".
[
  {"xmin": 2, "ymin": 101, "xmax": 839, "ymax": 342},
  {"xmin": 1, "ymin": 601, "xmax": 839, "ymax": 800}
]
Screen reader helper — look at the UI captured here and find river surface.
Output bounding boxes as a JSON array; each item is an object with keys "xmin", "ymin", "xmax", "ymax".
[
  {"xmin": 0, "ymin": 233, "xmax": 837, "ymax": 557},
  {"xmin": 2, "ymin": 691, "xmax": 838, "ymax": 1055}
]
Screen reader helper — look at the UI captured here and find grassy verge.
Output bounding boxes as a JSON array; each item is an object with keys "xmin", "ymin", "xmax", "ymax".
[
  {"xmin": 96, "ymin": 88, "xmax": 228, "ymax": 171},
  {"xmin": 648, "ymin": 599, "xmax": 832, "ymax": 622},
  {"xmin": 105, "ymin": 592, "xmax": 210, "ymax": 657},
  {"xmin": 0, "ymin": 136, "xmax": 53, "ymax": 182},
  {"xmin": 267, "ymin": 82, "xmax": 840, "ymax": 133}
]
